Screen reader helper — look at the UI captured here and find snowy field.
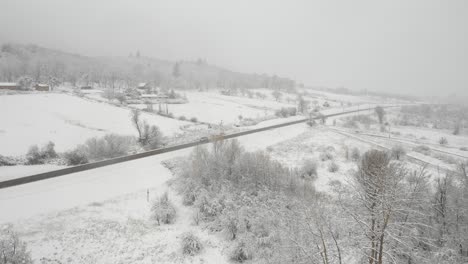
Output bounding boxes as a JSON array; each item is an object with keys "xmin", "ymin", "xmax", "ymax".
[
  {"xmin": 0, "ymin": 118, "xmax": 308, "ymax": 263},
  {"xmin": 0, "ymin": 97, "xmax": 447, "ymax": 263},
  {"xmin": 0, "ymin": 93, "xmax": 190, "ymax": 156},
  {"xmin": 131, "ymin": 90, "xmax": 295, "ymax": 125}
]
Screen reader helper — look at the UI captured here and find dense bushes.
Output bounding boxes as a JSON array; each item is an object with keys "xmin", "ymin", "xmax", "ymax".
[
  {"xmin": 0, "ymin": 155, "xmax": 17, "ymax": 166},
  {"xmin": 275, "ymin": 107, "xmax": 296, "ymax": 118},
  {"xmin": 63, "ymin": 149, "xmax": 89, "ymax": 165},
  {"xmin": 26, "ymin": 141, "xmax": 57, "ymax": 164},
  {"xmin": 63, "ymin": 134, "xmax": 135, "ymax": 164},
  {"xmin": 175, "ymin": 139, "xmax": 319, "ymax": 263},
  {"xmin": 413, "ymin": 145, "xmax": 431, "ymax": 155},
  {"xmin": 81, "ymin": 134, "xmax": 135, "ymax": 160},
  {"xmin": 151, "ymin": 192, "xmax": 176, "ymax": 225}
]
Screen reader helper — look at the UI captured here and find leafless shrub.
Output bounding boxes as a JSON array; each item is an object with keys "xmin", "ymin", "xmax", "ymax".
[
  {"xmin": 320, "ymin": 151, "xmax": 334, "ymax": 161},
  {"xmin": 181, "ymin": 232, "xmax": 203, "ymax": 256},
  {"xmin": 375, "ymin": 106, "xmax": 385, "ymax": 124},
  {"xmin": 229, "ymin": 239, "xmax": 253, "ymax": 263},
  {"xmin": 391, "ymin": 145, "xmax": 407, "ymax": 160},
  {"xmin": 300, "ymin": 159, "xmax": 318, "ymax": 180},
  {"xmin": 439, "ymin": 137, "xmax": 448, "ymax": 145},
  {"xmin": 151, "ymin": 192, "xmax": 176, "ymax": 225},
  {"xmin": 328, "ymin": 161, "xmax": 339, "ymax": 172},
  {"xmin": 351, "ymin": 147, "xmax": 361, "ymax": 161},
  {"xmin": 130, "ymin": 109, "xmax": 164, "ymax": 149},
  {"xmin": 0, "ymin": 226, "xmax": 33, "ymax": 264}
]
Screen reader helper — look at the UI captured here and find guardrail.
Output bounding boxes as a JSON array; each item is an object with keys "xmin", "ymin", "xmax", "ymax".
[{"xmin": 0, "ymin": 105, "xmax": 395, "ymax": 189}]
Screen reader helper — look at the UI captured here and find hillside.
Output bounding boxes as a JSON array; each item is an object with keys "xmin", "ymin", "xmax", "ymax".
[{"xmin": 0, "ymin": 43, "xmax": 296, "ymax": 91}]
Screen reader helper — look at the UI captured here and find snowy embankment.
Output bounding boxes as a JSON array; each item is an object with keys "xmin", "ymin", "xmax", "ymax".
[{"xmin": 0, "ymin": 93, "xmax": 189, "ymax": 156}]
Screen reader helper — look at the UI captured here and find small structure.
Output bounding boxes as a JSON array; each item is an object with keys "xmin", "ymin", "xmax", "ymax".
[
  {"xmin": 0, "ymin": 82, "xmax": 20, "ymax": 90},
  {"xmin": 80, "ymin": 85, "xmax": 93, "ymax": 90},
  {"xmin": 137, "ymin": 82, "xmax": 151, "ymax": 90},
  {"xmin": 35, "ymin": 83, "xmax": 50, "ymax": 91}
]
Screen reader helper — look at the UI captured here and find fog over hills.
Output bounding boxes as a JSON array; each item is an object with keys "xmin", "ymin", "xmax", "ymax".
[{"xmin": 0, "ymin": 43, "xmax": 296, "ymax": 91}]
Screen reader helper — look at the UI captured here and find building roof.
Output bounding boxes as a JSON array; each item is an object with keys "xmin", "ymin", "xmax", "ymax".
[
  {"xmin": 36, "ymin": 83, "xmax": 49, "ymax": 87},
  {"xmin": 0, "ymin": 82, "xmax": 18, "ymax": 86},
  {"xmin": 137, "ymin": 82, "xmax": 147, "ymax": 88}
]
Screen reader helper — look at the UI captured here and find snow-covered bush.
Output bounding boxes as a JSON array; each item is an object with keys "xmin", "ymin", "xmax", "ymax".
[
  {"xmin": 63, "ymin": 148, "xmax": 89, "ymax": 165},
  {"xmin": 413, "ymin": 145, "xmax": 431, "ymax": 155},
  {"xmin": 391, "ymin": 145, "xmax": 406, "ymax": 160},
  {"xmin": 151, "ymin": 192, "xmax": 176, "ymax": 225},
  {"xmin": 195, "ymin": 191, "xmax": 224, "ymax": 220},
  {"xmin": 306, "ymin": 119, "xmax": 316, "ymax": 127},
  {"xmin": 300, "ymin": 159, "xmax": 317, "ymax": 179},
  {"xmin": 82, "ymin": 134, "xmax": 135, "ymax": 160},
  {"xmin": 26, "ymin": 141, "xmax": 57, "ymax": 164},
  {"xmin": 351, "ymin": 147, "xmax": 361, "ymax": 161},
  {"xmin": 439, "ymin": 137, "xmax": 448, "ymax": 145},
  {"xmin": 42, "ymin": 141, "xmax": 58, "ymax": 159},
  {"xmin": 178, "ymin": 115, "xmax": 186, "ymax": 121},
  {"xmin": 0, "ymin": 155, "xmax": 17, "ymax": 166},
  {"xmin": 182, "ymin": 183, "xmax": 199, "ymax": 206},
  {"xmin": 460, "ymin": 147, "xmax": 468, "ymax": 151},
  {"xmin": 181, "ymin": 232, "xmax": 203, "ymax": 256},
  {"xmin": 319, "ymin": 151, "xmax": 334, "ymax": 161},
  {"xmin": 0, "ymin": 226, "xmax": 33, "ymax": 264},
  {"xmin": 275, "ymin": 107, "xmax": 296, "ymax": 118},
  {"xmin": 328, "ymin": 161, "xmax": 339, "ymax": 172},
  {"xmin": 229, "ymin": 238, "xmax": 253, "ymax": 263},
  {"xmin": 343, "ymin": 119, "xmax": 358, "ymax": 128},
  {"xmin": 130, "ymin": 109, "xmax": 164, "ymax": 149},
  {"xmin": 190, "ymin": 117, "xmax": 198, "ymax": 122}
]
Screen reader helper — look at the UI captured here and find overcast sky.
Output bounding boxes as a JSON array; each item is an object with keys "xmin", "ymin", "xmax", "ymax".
[{"xmin": 0, "ymin": 0, "xmax": 467, "ymax": 96}]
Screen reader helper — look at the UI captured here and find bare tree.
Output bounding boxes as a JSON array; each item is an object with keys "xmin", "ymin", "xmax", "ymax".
[
  {"xmin": 272, "ymin": 90, "xmax": 282, "ymax": 101},
  {"xmin": 375, "ymin": 106, "xmax": 385, "ymax": 124},
  {"xmin": 348, "ymin": 150, "xmax": 429, "ymax": 264},
  {"xmin": 130, "ymin": 109, "xmax": 163, "ymax": 149},
  {"xmin": 297, "ymin": 95, "xmax": 309, "ymax": 114}
]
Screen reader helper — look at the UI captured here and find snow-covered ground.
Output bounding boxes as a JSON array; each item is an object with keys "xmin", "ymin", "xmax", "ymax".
[
  {"xmin": 0, "ymin": 93, "xmax": 190, "ymax": 156},
  {"xmin": 0, "ymin": 100, "xmax": 419, "ymax": 263},
  {"xmin": 0, "ymin": 116, "xmax": 309, "ymax": 263},
  {"xmin": 131, "ymin": 90, "xmax": 294, "ymax": 125}
]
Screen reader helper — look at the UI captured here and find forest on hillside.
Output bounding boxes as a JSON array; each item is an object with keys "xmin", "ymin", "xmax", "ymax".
[{"xmin": 0, "ymin": 43, "xmax": 296, "ymax": 91}]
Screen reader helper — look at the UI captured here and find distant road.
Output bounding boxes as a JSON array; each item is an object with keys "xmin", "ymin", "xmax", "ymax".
[{"xmin": 0, "ymin": 105, "xmax": 398, "ymax": 189}]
